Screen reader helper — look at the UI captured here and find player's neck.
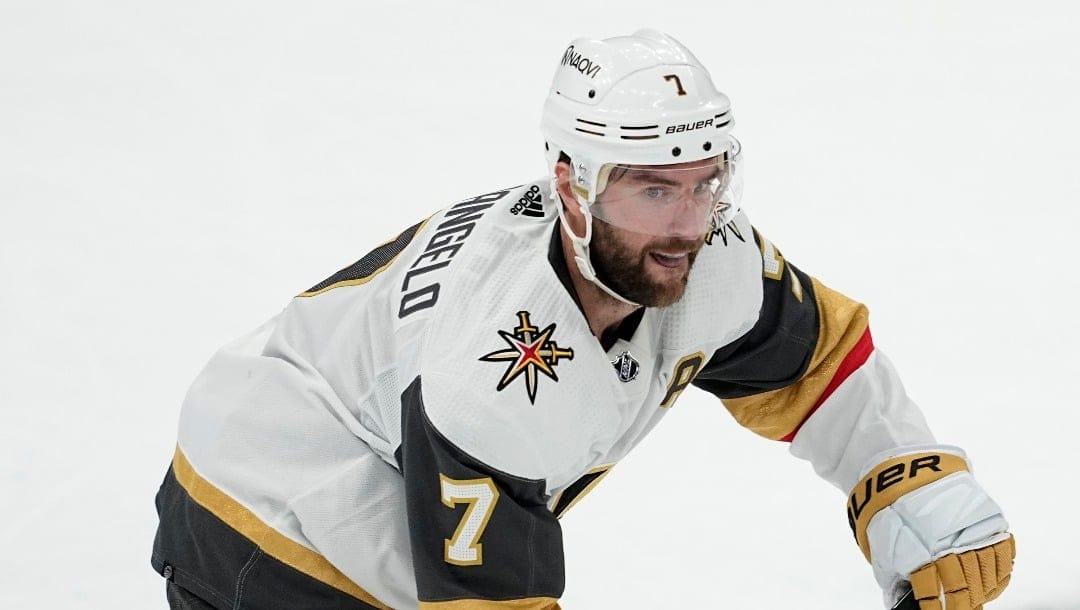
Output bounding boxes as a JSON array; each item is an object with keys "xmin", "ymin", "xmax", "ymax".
[{"xmin": 559, "ymin": 228, "xmax": 640, "ymax": 342}]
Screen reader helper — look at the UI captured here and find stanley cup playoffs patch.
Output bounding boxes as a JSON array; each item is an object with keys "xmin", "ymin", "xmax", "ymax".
[
  {"xmin": 611, "ymin": 351, "xmax": 639, "ymax": 382},
  {"xmin": 479, "ymin": 311, "xmax": 574, "ymax": 404}
]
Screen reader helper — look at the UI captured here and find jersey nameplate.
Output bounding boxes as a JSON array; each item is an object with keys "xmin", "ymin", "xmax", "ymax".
[{"xmin": 398, "ymin": 189, "xmax": 508, "ymax": 319}]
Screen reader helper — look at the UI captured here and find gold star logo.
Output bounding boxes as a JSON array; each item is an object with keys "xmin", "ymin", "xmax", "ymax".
[{"xmin": 479, "ymin": 311, "xmax": 575, "ymax": 404}]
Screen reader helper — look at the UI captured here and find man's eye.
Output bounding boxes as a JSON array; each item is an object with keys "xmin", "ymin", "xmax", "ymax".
[{"xmin": 643, "ymin": 186, "xmax": 669, "ymax": 200}]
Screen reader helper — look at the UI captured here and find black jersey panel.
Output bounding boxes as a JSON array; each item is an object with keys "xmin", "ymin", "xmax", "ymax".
[
  {"xmin": 397, "ymin": 376, "xmax": 565, "ymax": 605},
  {"xmin": 693, "ymin": 254, "xmax": 820, "ymax": 399},
  {"xmin": 151, "ymin": 463, "xmax": 387, "ymax": 609}
]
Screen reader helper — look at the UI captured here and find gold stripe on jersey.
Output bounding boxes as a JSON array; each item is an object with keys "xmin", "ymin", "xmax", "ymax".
[
  {"xmin": 788, "ymin": 266, "xmax": 804, "ymax": 302},
  {"xmin": 758, "ymin": 233, "xmax": 785, "ymax": 281},
  {"xmin": 549, "ymin": 464, "xmax": 614, "ymax": 519},
  {"xmin": 170, "ymin": 446, "xmax": 392, "ymax": 610},
  {"xmin": 420, "ymin": 597, "xmax": 561, "ymax": 609},
  {"xmin": 721, "ymin": 278, "xmax": 869, "ymax": 440},
  {"xmin": 299, "ymin": 216, "xmax": 433, "ymax": 297}
]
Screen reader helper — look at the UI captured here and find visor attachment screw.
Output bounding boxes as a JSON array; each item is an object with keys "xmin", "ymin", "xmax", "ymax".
[
  {"xmin": 671, "ymin": 147, "xmax": 682, "ymax": 157},
  {"xmin": 703, "ymin": 141, "xmax": 712, "ymax": 152}
]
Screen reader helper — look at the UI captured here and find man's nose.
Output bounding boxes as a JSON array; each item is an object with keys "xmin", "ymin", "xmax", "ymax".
[{"xmin": 663, "ymin": 197, "xmax": 708, "ymax": 239}]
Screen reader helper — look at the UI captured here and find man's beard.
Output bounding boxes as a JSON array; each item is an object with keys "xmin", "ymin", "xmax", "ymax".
[{"xmin": 589, "ymin": 219, "xmax": 703, "ymax": 307}]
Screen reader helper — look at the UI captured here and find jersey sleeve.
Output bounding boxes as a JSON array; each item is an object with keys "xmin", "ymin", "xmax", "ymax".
[
  {"xmin": 396, "ymin": 377, "xmax": 564, "ymax": 609},
  {"xmin": 692, "ymin": 228, "xmax": 936, "ymax": 491}
]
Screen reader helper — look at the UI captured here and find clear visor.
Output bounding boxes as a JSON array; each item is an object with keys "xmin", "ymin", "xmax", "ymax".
[{"xmin": 587, "ymin": 139, "xmax": 742, "ymax": 238}]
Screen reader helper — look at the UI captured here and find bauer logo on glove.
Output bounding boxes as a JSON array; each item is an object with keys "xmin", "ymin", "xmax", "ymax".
[{"xmin": 849, "ymin": 447, "xmax": 1015, "ymax": 609}]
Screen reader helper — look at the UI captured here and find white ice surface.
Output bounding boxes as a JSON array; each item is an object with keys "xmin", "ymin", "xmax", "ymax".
[{"xmin": 2, "ymin": 1, "xmax": 1077, "ymax": 608}]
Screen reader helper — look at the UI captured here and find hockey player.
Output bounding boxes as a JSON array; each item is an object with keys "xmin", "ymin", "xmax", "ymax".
[{"xmin": 151, "ymin": 29, "xmax": 1014, "ymax": 609}]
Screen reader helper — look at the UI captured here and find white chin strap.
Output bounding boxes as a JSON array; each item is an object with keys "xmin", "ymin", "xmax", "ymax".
[{"xmin": 550, "ymin": 178, "xmax": 640, "ymax": 307}]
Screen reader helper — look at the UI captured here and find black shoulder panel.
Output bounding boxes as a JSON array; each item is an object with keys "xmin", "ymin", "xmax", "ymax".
[
  {"xmin": 397, "ymin": 376, "xmax": 565, "ymax": 604},
  {"xmin": 692, "ymin": 230, "xmax": 820, "ymax": 399},
  {"xmin": 300, "ymin": 220, "xmax": 426, "ymax": 296}
]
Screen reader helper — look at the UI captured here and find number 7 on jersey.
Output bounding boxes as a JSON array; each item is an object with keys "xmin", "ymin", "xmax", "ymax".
[{"xmin": 440, "ymin": 474, "xmax": 500, "ymax": 566}]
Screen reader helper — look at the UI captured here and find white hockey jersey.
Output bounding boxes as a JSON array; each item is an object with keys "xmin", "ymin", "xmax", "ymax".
[{"xmin": 152, "ymin": 180, "xmax": 936, "ymax": 609}]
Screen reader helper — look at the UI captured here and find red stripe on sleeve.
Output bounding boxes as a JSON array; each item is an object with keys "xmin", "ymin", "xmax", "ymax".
[{"xmin": 779, "ymin": 327, "xmax": 874, "ymax": 443}]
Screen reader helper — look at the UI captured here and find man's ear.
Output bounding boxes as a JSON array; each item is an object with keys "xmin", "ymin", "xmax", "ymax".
[{"xmin": 554, "ymin": 161, "xmax": 586, "ymax": 235}]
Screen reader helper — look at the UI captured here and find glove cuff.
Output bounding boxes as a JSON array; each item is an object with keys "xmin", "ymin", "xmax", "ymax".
[{"xmin": 847, "ymin": 448, "xmax": 970, "ymax": 562}]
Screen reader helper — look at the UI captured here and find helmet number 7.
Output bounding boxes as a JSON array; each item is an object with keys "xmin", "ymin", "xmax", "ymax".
[{"xmin": 663, "ymin": 74, "xmax": 687, "ymax": 96}]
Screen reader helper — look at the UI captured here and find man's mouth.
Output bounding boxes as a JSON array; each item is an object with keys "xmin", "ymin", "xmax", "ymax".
[{"xmin": 650, "ymin": 251, "xmax": 690, "ymax": 268}]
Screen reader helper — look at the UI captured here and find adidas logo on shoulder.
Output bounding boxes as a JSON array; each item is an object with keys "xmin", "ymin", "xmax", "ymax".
[{"xmin": 509, "ymin": 184, "xmax": 545, "ymax": 218}]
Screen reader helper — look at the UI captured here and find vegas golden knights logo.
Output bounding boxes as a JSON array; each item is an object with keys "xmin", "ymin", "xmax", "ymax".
[{"xmin": 480, "ymin": 311, "xmax": 574, "ymax": 404}]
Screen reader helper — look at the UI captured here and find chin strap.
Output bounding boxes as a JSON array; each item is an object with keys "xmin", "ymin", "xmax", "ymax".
[{"xmin": 550, "ymin": 178, "xmax": 639, "ymax": 307}]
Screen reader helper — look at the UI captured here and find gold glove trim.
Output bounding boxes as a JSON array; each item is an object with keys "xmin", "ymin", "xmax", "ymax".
[
  {"xmin": 909, "ymin": 535, "xmax": 1015, "ymax": 610},
  {"xmin": 848, "ymin": 451, "xmax": 969, "ymax": 562}
]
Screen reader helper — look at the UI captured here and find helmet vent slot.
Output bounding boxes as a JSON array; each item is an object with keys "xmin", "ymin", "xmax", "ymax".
[
  {"xmin": 575, "ymin": 118, "xmax": 607, "ymax": 137},
  {"xmin": 618, "ymin": 124, "xmax": 659, "ymax": 140}
]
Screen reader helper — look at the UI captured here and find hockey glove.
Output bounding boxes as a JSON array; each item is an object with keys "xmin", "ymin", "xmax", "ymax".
[{"xmin": 846, "ymin": 446, "xmax": 1014, "ymax": 609}]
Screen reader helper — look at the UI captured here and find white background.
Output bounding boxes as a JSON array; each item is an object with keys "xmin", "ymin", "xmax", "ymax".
[{"xmin": 2, "ymin": 1, "xmax": 1077, "ymax": 608}]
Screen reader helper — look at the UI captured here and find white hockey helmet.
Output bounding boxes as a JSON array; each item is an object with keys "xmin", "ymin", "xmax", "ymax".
[{"xmin": 540, "ymin": 29, "xmax": 742, "ymax": 304}]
